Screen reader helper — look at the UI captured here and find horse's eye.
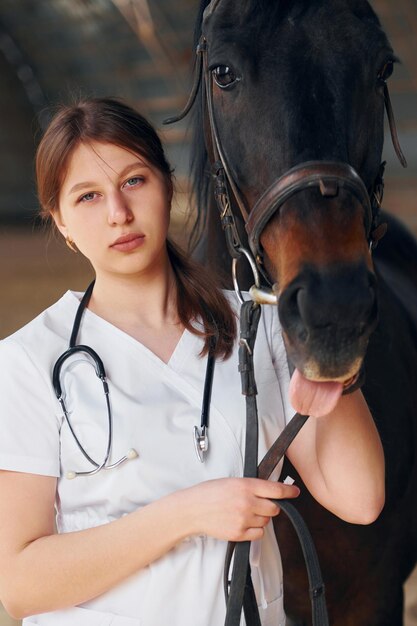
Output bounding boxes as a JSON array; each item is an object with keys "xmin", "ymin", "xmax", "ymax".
[
  {"xmin": 377, "ymin": 60, "xmax": 394, "ymax": 83},
  {"xmin": 212, "ymin": 65, "xmax": 240, "ymax": 89}
]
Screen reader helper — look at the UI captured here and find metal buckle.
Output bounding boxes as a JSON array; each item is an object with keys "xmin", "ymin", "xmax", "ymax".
[{"xmin": 232, "ymin": 247, "xmax": 278, "ymax": 305}]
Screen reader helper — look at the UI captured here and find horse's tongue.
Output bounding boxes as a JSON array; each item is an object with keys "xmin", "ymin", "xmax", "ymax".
[{"xmin": 289, "ymin": 368, "xmax": 343, "ymax": 417}]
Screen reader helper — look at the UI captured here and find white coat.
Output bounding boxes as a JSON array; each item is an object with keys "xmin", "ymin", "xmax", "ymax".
[{"xmin": 0, "ymin": 290, "xmax": 293, "ymax": 626}]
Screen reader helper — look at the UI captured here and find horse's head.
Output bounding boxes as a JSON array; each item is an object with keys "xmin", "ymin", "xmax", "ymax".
[{"xmin": 188, "ymin": 0, "xmax": 405, "ymax": 384}]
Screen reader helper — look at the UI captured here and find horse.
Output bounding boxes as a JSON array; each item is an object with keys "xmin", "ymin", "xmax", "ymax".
[{"xmin": 168, "ymin": 0, "xmax": 417, "ymax": 624}]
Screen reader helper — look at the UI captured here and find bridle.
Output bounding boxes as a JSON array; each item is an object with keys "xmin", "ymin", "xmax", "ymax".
[
  {"xmin": 164, "ymin": 6, "xmax": 407, "ymax": 625},
  {"xmin": 165, "ymin": 31, "xmax": 406, "ymax": 299}
]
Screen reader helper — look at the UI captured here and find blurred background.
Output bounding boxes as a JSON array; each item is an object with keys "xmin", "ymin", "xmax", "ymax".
[
  {"xmin": 0, "ymin": 0, "xmax": 198, "ymax": 340},
  {"xmin": 0, "ymin": 0, "xmax": 415, "ymax": 624}
]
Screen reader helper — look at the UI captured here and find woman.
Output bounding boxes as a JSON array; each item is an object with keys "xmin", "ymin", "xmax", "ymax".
[{"xmin": 0, "ymin": 98, "xmax": 384, "ymax": 626}]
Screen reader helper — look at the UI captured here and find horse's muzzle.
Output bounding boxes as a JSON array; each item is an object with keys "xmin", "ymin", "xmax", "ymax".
[{"xmin": 278, "ymin": 262, "xmax": 378, "ymax": 381}]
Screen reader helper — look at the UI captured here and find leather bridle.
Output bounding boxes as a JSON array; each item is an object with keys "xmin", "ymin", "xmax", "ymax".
[
  {"xmin": 248, "ymin": 161, "xmax": 374, "ymax": 267},
  {"xmin": 165, "ymin": 33, "xmax": 406, "ymax": 294}
]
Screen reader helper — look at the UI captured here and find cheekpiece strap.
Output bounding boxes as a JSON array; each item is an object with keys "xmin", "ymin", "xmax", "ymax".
[
  {"xmin": 212, "ymin": 160, "xmax": 244, "ymax": 259},
  {"xmin": 369, "ymin": 161, "xmax": 387, "ymax": 251}
]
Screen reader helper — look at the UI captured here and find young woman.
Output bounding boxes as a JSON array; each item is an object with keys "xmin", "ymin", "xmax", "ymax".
[{"xmin": 0, "ymin": 98, "xmax": 384, "ymax": 626}]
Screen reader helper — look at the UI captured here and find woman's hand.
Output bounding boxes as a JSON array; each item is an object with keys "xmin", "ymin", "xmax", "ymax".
[
  {"xmin": 0, "ymin": 471, "xmax": 298, "ymax": 618},
  {"xmin": 184, "ymin": 478, "xmax": 300, "ymax": 542}
]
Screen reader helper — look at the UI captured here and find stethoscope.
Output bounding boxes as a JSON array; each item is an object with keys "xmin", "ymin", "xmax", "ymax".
[{"xmin": 52, "ymin": 281, "xmax": 216, "ymax": 479}]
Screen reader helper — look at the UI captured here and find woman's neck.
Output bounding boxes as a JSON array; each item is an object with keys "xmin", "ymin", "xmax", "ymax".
[
  {"xmin": 88, "ymin": 257, "xmax": 180, "ymax": 334},
  {"xmin": 86, "ymin": 255, "xmax": 184, "ymax": 363}
]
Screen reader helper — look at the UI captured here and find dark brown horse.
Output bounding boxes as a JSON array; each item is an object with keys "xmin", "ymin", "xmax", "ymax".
[{"xmin": 174, "ymin": 0, "xmax": 417, "ymax": 624}]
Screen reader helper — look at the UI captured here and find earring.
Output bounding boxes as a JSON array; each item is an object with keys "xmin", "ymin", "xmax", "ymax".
[{"xmin": 65, "ymin": 236, "xmax": 77, "ymax": 253}]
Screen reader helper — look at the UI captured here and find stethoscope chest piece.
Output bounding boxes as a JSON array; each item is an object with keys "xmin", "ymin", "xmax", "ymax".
[{"xmin": 193, "ymin": 425, "xmax": 209, "ymax": 463}]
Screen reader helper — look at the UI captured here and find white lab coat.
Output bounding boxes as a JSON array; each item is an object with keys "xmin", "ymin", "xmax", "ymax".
[{"xmin": 0, "ymin": 290, "xmax": 293, "ymax": 626}]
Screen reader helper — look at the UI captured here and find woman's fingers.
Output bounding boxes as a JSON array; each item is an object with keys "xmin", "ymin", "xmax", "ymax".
[
  {"xmin": 253, "ymin": 514, "xmax": 275, "ymax": 527},
  {"xmin": 249, "ymin": 478, "xmax": 300, "ymax": 501},
  {"xmin": 251, "ymin": 483, "xmax": 298, "ymax": 517},
  {"xmin": 187, "ymin": 477, "xmax": 300, "ymax": 542},
  {"xmin": 244, "ymin": 527, "xmax": 265, "ymax": 542},
  {"xmin": 239, "ymin": 513, "xmax": 278, "ymax": 541},
  {"xmin": 251, "ymin": 498, "xmax": 280, "ymax": 519}
]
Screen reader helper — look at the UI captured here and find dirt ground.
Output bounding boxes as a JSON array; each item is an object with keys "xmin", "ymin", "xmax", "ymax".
[{"xmin": 1, "ymin": 223, "xmax": 417, "ymax": 625}]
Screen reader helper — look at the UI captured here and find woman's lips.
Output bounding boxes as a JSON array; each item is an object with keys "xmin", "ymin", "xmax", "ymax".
[{"xmin": 110, "ymin": 233, "xmax": 145, "ymax": 252}]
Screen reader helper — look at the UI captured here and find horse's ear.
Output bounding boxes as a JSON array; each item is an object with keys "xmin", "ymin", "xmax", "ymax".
[
  {"xmin": 202, "ymin": 0, "xmax": 222, "ymax": 21},
  {"xmin": 202, "ymin": 0, "xmax": 257, "ymax": 22},
  {"xmin": 194, "ymin": 0, "xmax": 213, "ymax": 42},
  {"xmin": 350, "ymin": 0, "xmax": 382, "ymax": 26}
]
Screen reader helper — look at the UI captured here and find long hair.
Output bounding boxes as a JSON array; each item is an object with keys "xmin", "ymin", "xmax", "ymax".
[
  {"xmin": 36, "ymin": 97, "xmax": 236, "ymax": 359},
  {"xmin": 189, "ymin": 0, "xmax": 212, "ymax": 249}
]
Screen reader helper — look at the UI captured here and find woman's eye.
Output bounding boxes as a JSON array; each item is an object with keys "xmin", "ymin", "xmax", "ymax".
[
  {"xmin": 212, "ymin": 65, "xmax": 240, "ymax": 89},
  {"xmin": 124, "ymin": 176, "xmax": 143, "ymax": 188},
  {"xmin": 79, "ymin": 192, "xmax": 97, "ymax": 202},
  {"xmin": 378, "ymin": 60, "xmax": 394, "ymax": 83}
]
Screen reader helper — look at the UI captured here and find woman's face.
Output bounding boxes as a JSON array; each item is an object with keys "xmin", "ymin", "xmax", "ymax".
[{"xmin": 54, "ymin": 140, "xmax": 172, "ymax": 281}]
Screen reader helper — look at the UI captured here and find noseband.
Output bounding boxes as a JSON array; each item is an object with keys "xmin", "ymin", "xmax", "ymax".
[
  {"xmin": 165, "ymin": 33, "xmax": 406, "ymax": 292},
  {"xmin": 246, "ymin": 160, "xmax": 374, "ymax": 265}
]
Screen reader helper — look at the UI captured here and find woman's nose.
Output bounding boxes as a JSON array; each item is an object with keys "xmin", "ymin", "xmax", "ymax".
[{"xmin": 107, "ymin": 192, "xmax": 133, "ymax": 225}]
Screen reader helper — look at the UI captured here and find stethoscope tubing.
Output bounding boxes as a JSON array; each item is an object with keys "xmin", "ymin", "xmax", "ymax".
[
  {"xmin": 52, "ymin": 280, "xmax": 216, "ymax": 478},
  {"xmin": 52, "ymin": 281, "xmax": 138, "ymax": 479}
]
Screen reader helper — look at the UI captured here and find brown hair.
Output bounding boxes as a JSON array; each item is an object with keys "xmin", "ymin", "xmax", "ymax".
[{"xmin": 36, "ymin": 97, "xmax": 236, "ymax": 359}]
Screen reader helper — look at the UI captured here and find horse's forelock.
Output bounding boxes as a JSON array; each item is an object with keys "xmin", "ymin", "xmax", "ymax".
[
  {"xmin": 196, "ymin": 0, "xmax": 292, "ymax": 33},
  {"xmin": 196, "ymin": 0, "xmax": 382, "ymax": 43}
]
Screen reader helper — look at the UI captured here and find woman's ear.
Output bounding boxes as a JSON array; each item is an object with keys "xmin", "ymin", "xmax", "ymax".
[
  {"xmin": 167, "ymin": 180, "xmax": 174, "ymax": 206},
  {"xmin": 50, "ymin": 209, "xmax": 78, "ymax": 253},
  {"xmin": 51, "ymin": 210, "xmax": 67, "ymax": 238}
]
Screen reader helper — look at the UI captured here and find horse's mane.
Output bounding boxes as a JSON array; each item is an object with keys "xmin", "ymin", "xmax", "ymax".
[{"xmin": 188, "ymin": 0, "xmax": 212, "ymax": 250}]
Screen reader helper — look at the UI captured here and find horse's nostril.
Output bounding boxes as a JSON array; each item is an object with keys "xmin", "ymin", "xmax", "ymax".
[
  {"xmin": 298, "ymin": 326, "xmax": 309, "ymax": 343},
  {"xmin": 364, "ymin": 283, "xmax": 378, "ymax": 329},
  {"xmin": 279, "ymin": 285, "xmax": 309, "ymax": 344},
  {"xmin": 297, "ymin": 288, "xmax": 307, "ymax": 325},
  {"xmin": 280, "ymin": 266, "xmax": 379, "ymax": 346},
  {"xmin": 368, "ymin": 273, "xmax": 378, "ymax": 301},
  {"xmin": 296, "ymin": 288, "xmax": 314, "ymax": 340},
  {"xmin": 293, "ymin": 290, "xmax": 309, "ymax": 343}
]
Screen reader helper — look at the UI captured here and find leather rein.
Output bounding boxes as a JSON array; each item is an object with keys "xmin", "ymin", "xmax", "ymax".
[{"xmin": 164, "ymin": 21, "xmax": 407, "ymax": 626}]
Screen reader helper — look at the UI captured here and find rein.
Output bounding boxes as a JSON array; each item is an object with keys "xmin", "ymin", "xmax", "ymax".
[
  {"xmin": 222, "ymin": 300, "xmax": 329, "ymax": 626},
  {"xmin": 164, "ymin": 11, "xmax": 407, "ymax": 625}
]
